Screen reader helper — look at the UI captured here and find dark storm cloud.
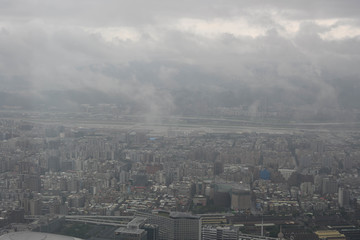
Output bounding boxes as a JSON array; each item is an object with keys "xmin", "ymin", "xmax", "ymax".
[{"xmin": 0, "ymin": 0, "xmax": 359, "ymax": 119}]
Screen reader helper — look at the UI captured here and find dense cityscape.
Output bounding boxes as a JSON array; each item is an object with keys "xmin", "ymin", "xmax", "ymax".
[
  {"xmin": 0, "ymin": 108, "xmax": 359, "ymax": 240},
  {"xmin": 1, "ymin": 1, "xmax": 360, "ymax": 240}
]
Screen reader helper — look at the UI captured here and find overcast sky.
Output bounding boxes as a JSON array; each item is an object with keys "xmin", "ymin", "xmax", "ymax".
[{"xmin": 0, "ymin": 0, "xmax": 360, "ymax": 116}]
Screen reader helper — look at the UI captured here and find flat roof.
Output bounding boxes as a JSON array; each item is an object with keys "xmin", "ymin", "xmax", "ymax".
[
  {"xmin": 0, "ymin": 232, "xmax": 82, "ymax": 240},
  {"xmin": 115, "ymin": 227, "xmax": 145, "ymax": 235},
  {"xmin": 169, "ymin": 212, "xmax": 200, "ymax": 219},
  {"xmin": 254, "ymin": 223, "xmax": 275, "ymax": 227},
  {"xmin": 127, "ymin": 217, "xmax": 147, "ymax": 228},
  {"xmin": 233, "ymin": 224, "xmax": 245, "ymax": 227}
]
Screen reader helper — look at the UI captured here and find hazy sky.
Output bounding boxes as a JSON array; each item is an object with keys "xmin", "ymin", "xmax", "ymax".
[{"xmin": 0, "ymin": 0, "xmax": 360, "ymax": 115}]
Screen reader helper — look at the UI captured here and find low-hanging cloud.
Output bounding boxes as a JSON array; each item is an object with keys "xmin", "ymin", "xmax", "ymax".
[{"xmin": 0, "ymin": 1, "xmax": 359, "ymax": 121}]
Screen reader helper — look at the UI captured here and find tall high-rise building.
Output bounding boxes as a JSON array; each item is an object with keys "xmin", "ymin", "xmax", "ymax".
[
  {"xmin": 213, "ymin": 161, "xmax": 224, "ymax": 176},
  {"xmin": 231, "ymin": 189, "xmax": 251, "ymax": 211},
  {"xmin": 29, "ymin": 198, "xmax": 42, "ymax": 215},
  {"xmin": 22, "ymin": 174, "xmax": 41, "ymax": 193},
  {"xmin": 322, "ymin": 178, "xmax": 338, "ymax": 195},
  {"xmin": 48, "ymin": 156, "xmax": 60, "ymax": 172},
  {"xmin": 300, "ymin": 182, "xmax": 314, "ymax": 197},
  {"xmin": 338, "ymin": 187, "xmax": 350, "ymax": 208},
  {"xmin": 67, "ymin": 178, "xmax": 79, "ymax": 192}
]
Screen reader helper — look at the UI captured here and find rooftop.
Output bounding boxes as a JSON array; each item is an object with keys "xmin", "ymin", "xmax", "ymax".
[
  {"xmin": 169, "ymin": 212, "xmax": 200, "ymax": 219},
  {"xmin": 115, "ymin": 227, "xmax": 146, "ymax": 235},
  {"xmin": 0, "ymin": 232, "xmax": 82, "ymax": 240}
]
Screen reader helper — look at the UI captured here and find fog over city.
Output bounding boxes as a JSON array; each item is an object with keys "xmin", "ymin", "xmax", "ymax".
[
  {"xmin": 0, "ymin": 0, "xmax": 359, "ymax": 121},
  {"xmin": 2, "ymin": 2, "xmax": 360, "ymax": 240}
]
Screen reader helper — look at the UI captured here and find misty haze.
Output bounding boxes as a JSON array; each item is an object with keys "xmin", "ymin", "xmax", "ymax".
[{"xmin": 0, "ymin": 1, "xmax": 360, "ymax": 240}]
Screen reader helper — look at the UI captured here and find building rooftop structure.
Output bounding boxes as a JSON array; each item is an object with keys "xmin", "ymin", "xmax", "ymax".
[
  {"xmin": 127, "ymin": 217, "xmax": 147, "ymax": 229},
  {"xmin": 315, "ymin": 230, "xmax": 346, "ymax": 239},
  {"xmin": 169, "ymin": 212, "xmax": 200, "ymax": 219},
  {"xmin": 115, "ymin": 227, "xmax": 146, "ymax": 235}
]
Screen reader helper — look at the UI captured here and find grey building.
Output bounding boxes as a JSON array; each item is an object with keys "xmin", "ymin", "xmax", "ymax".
[
  {"xmin": 202, "ymin": 226, "xmax": 238, "ymax": 240},
  {"xmin": 170, "ymin": 212, "xmax": 201, "ymax": 240},
  {"xmin": 338, "ymin": 187, "xmax": 350, "ymax": 208},
  {"xmin": 136, "ymin": 212, "xmax": 174, "ymax": 240},
  {"xmin": 115, "ymin": 217, "xmax": 148, "ymax": 240},
  {"xmin": 136, "ymin": 211, "xmax": 201, "ymax": 240},
  {"xmin": 142, "ymin": 224, "xmax": 159, "ymax": 240},
  {"xmin": 115, "ymin": 228, "xmax": 147, "ymax": 240},
  {"xmin": 322, "ymin": 177, "xmax": 338, "ymax": 195},
  {"xmin": 231, "ymin": 189, "xmax": 251, "ymax": 211}
]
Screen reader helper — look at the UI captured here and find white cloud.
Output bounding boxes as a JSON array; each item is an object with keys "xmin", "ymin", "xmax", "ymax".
[
  {"xmin": 84, "ymin": 27, "xmax": 141, "ymax": 42},
  {"xmin": 176, "ymin": 17, "xmax": 267, "ymax": 38},
  {"xmin": 320, "ymin": 25, "xmax": 360, "ymax": 40},
  {"xmin": 315, "ymin": 18, "xmax": 341, "ymax": 27},
  {"xmin": 0, "ymin": 0, "xmax": 360, "ymax": 114}
]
